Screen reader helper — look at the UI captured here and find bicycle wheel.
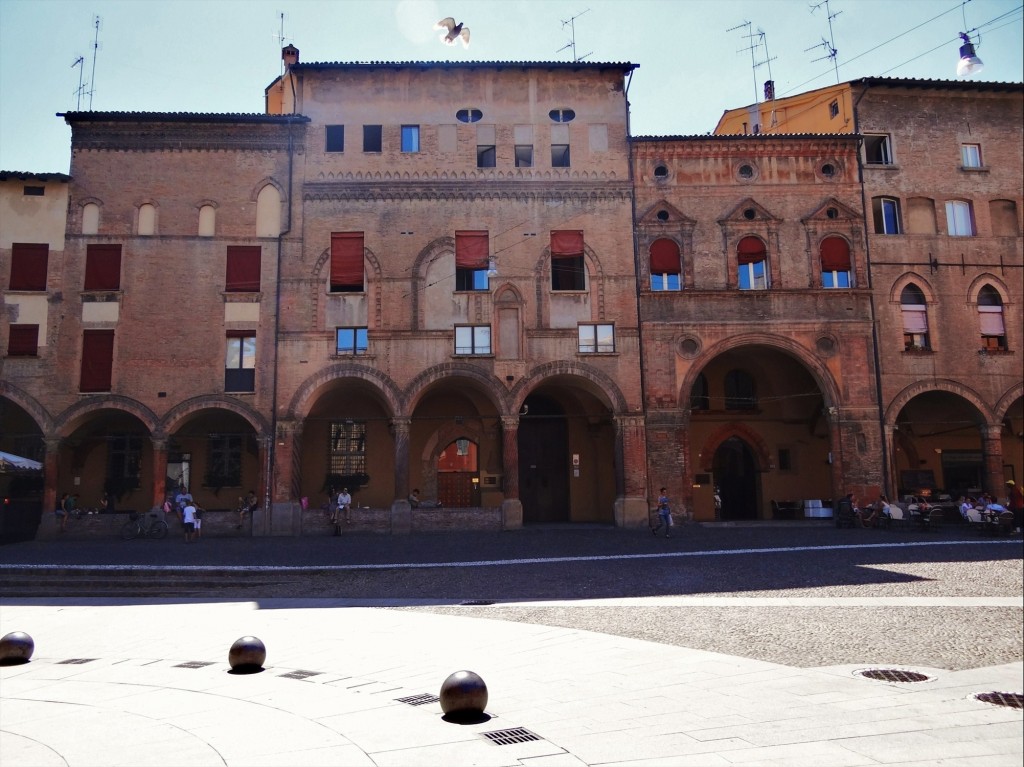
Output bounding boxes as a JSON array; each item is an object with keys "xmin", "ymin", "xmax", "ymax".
[
  {"xmin": 120, "ymin": 521, "xmax": 139, "ymax": 540},
  {"xmin": 148, "ymin": 520, "xmax": 169, "ymax": 539}
]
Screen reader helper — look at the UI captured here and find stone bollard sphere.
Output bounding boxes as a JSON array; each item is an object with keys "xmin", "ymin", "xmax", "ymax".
[
  {"xmin": 228, "ymin": 636, "xmax": 266, "ymax": 670},
  {"xmin": 439, "ymin": 670, "xmax": 488, "ymax": 715},
  {"xmin": 0, "ymin": 631, "xmax": 35, "ymax": 664}
]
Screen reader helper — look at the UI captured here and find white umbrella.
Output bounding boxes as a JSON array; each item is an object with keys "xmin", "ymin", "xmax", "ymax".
[{"xmin": 0, "ymin": 451, "xmax": 43, "ymax": 471}]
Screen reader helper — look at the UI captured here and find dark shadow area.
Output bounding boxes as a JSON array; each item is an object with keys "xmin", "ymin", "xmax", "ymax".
[
  {"xmin": 0, "ymin": 657, "xmax": 31, "ymax": 666},
  {"xmin": 227, "ymin": 665, "xmax": 265, "ymax": 675},
  {"xmin": 442, "ymin": 711, "xmax": 491, "ymax": 725}
]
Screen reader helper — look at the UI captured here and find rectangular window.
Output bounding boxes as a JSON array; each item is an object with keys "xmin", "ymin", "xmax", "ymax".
[
  {"xmin": 864, "ymin": 134, "xmax": 892, "ymax": 165},
  {"xmin": 872, "ymin": 197, "xmax": 902, "ymax": 234},
  {"xmin": 578, "ymin": 323, "xmax": 614, "ymax": 353},
  {"xmin": 822, "ymin": 270, "xmax": 851, "ymax": 289},
  {"xmin": 363, "ymin": 125, "xmax": 382, "ymax": 152},
  {"xmin": 514, "ymin": 145, "xmax": 533, "ymax": 167},
  {"xmin": 945, "ymin": 200, "xmax": 975, "ymax": 236},
  {"xmin": 206, "ymin": 434, "xmax": 242, "ymax": 487},
  {"xmin": 778, "ymin": 448, "xmax": 793, "ymax": 471},
  {"xmin": 224, "ymin": 333, "xmax": 256, "ymax": 393},
  {"xmin": 477, "ymin": 144, "xmax": 496, "ymax": 168},
  {"xmin": 23, "ymin": 185, "xmax": 44, "ymax": 196},
  {"xmin": 9, "ymin": 243, "xmax": 48, "ymax": 291},
  {"xmin": 80, "ymin": 329, "xmax": 114, "ymax": 392},
  {"xmin": 6, "ymin": 324, "xmax": 39, "ymax": 356},
  {"xmin": 325, "ymin": 125, "xmax": 345, "ymax": 152},
  {"xmin": 328, "ymin": 421, "xmax": 366, "ymax": 477},
  {"xmin": 828, "ymin": 100, "xmax": 839, "ymax": 119},
  {"xmin": 551, "ymin": 144, "xmax": 571, "ymax": 167},
  {"xmin": 225, "ymin": 246, "xmax": 261, "ymax": 292},
  {"xmin": 455, "ymin": 325, "xmax": 491, "ymax": 355},
  {"xmin": 401, "ymin": 125, "xmax": 420, "ymax": 152},
  {"xmin": 107, "ymin": 435, "xmax": 142, "ymax": 491},
  {"xmin": 455, "ymin": 230, "xmax": 489, "ymax": 292},
  {"xmin": 650, "ymin": 273, "xmax": 681, "ymax": 291},
  {"xmin": 961, "ymin": 143, "xmax": 982, "ymax": 168},
  {"xmin": 979, "ymin": 306, "xmax": 1007, "ymax": 351},
  {"xmin": 738, "ymin": 261, "xmax": 767, "ymax": 290},
  {"xmin": 551, "ymin": 230, "xmax": 585, "ymax": 291},
  {"xmin": 84, "ymin": 244, "xmax": 122, "ymax": 290},
  {"xmin": 336, "ymin": 327, "xmax": 368, "ymax": 355},
  {"xmin": 330, "ymin": 232, "xmax": 365, "ymax": 292}
]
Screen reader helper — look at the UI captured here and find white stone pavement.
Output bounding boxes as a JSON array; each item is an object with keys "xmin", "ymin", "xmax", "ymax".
[{"xmin": 1, "ymin": 598, "xmax": 1021, "ymax": 767}]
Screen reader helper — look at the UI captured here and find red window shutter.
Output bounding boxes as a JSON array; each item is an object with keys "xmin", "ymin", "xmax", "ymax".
[
  {"xmin": 10, "ymin": 243, "xmax": 49, "ymax": 291},
  {"xmin": 455, "ymin": 231, "xmax": 489, "ymax": 268},
  {"xmin": 84, "ymin": 244, "xmax": 122, "ymax": 290},
  {"xmin": 80, "ymin": 329, "xmax": 114, "ymax": 392},
  {"xmin": 7, "ymin": 324, "xmax": 39, "ymax": 356},
  {"xmin": 649, "ymin": 238, "xmax": 681, "ymax": 274},
  {"xmin": 737, "ymin": 236, "xmax": 766, "ymax": 265},
  {"xmin": 819, "ymin": 237, "xmax": 851, "ymax": 271},
  {"xmin": 225, "ymin": 246, "xmax": 261, "ymax": 292},
  {"xmin": 551, "ymin": 230, "xmax": 584, "ymax": 259},
  {"xmin": 330, "ymin": 233, "xmax": 365, "ymax": 290}
]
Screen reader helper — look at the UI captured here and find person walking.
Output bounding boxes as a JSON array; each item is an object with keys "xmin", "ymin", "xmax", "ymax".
[
  {"xmin": 182, "ymin": 499, "xmax": 197, "ymax": 543},
  {"xmin": 1006, "ymin": 480, "xmax": 1023, "ymax": 533},
  {"xmin": 56, "ymin": 493, "xmax": 70, "ymax": 533},
  {"xmin": 652, "ymin": 487, "xmax": 673, "ymax": 538}
]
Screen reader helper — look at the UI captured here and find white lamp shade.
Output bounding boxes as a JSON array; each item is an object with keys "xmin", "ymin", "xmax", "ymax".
[{"xmin": 957, "ymin": 41, "xmax": 984, "ymax": 77}]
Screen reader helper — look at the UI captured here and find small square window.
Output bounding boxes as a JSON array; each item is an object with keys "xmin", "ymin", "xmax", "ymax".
[
  {"xmin": 578, "ymin": 324, "xmax": 614, "ymax": 353},
  {"xmin": 864, "ymin": 134, "xmax": 892, "ymax": 165},
  {"xmin": 455, "ymin": 325, "xmax": 491, "ymax": 355},
  {"xmin": 325, "ymin": 125, "xmax": 344, "ymax": 152},
  {"xmin": 961, "ymin": 143, "xmax": 982, "ymax": 168},
  {"xmin": 828, "ymin": 100, "xmax": 839, "ymax": 119},
  {"xmin": 336, "ymin": 327, "xmax": 368, "ymax": 355},
  {"xmin": 23, "ymin": 185, "xmax": 44, "ymax": 196},
  {"xmin": 551, "ymin": 144, "xmax": 570, "ymax": 168},
  {"xmin": 515, "ymin": 145, "xmax": 533, "ymax": 167},
  {"xmin": 477, "ymin": 145, "xmax": 496, "ymax": 168},
  {"xmin": 363, "ymin": 125, "xmax": 382, "ymax": 153},
  {"xmin": 401, "ymin": 125, "xmax": 420, "ymax": 153}
]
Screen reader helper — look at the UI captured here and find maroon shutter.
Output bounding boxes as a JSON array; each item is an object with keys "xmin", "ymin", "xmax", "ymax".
[
  {"xmin": 7, "ymin": 324, "xmax": 39, "ymax": 356},
  {"xmin": 225, "ymin": 246, "xmax": 261, "ymax": 292},
  {"xmin": 80, "ymin": 329, "xmax": 114, "ymax": 392},
  {"xmin": 737, "ymin": 236, "xmax": 766, "ymax": 265},
  {"xmin": 550, "ymin": 230, "xmax": 584, "ymax": 259},
  {"xmin": 9, "ymin": 243, "xmax": 49, "ymax": 291},
  {"xmin": 455, "ymin": 231, "xmax": 489, "ymax": 268},
  {"xmin": 649, "ymin": 238, "xmax": 681, "ymax": 273},
  {"xmin": 330, "ymin": 233, "xmax": 364, "ymax": 290},
  {"xmin": 819, "ymin": 237, "xmax": 851, "ymax": 271},
  {"xmin": 84, "ymin": 244, "xmax": 122, "ymax": 290}
]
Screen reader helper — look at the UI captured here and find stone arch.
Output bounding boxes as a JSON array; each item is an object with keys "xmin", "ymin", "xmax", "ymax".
[
  {"xmin": 995, "ymin": 384, "xmax": 1024, "ymax": 424},
  {"xmin": 53, "ymin": 396, "xmax": 159, "ymax": 439},
  {"xmin": 967, "ymin": 273, "xmax": 1011, "ymax": 304},
  {"xmin": 403, "ymin": 363, "xmax": 509, "ymax": 416},
  {"xmin": 510, "ymin": 360, "xmax": 627, "ymax": 415},
  {"xmin": 697, "ymin": 422, "xmax": 771, "ymax": 473},
  {"xmin": 0, "ymin": 380, "xmax": 53, "ymax": 435},
  {"xmin": 884, "ymin": 379, "xmax": 994, "ymax": 427},
  {"xmin": 889, "ymin": 272, "xmax": 936, "ymax": 303},
  {"xmin": 160, "ymin": 395, "xmax": 270, "ymax": 438},
  {"xmin": 286, "ymin": 363, "xmax": 402, "ymax": 422}
]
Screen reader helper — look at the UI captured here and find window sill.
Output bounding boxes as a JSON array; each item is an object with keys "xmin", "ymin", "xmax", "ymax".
[
  {"xmin": 453, "ymin": 353, "xmax": 494, "ymax": 359},
  {"xmin": 225, "ymin": 390, "xmax": 256, "ymax": 395},
  {"xmin": 978, "ymin": 348, "xmax": 1012, "ymax": 356},
  {"xmin": 333, "ymin": 352, "xmax": 374, "ymax": 359},
  {"xmin": 960, "ymin": 165, "xmax": 989, "ymax": 173},
  {"xmin": 903, "ymin": 348, "xmax": 933, "ymax": 355},
  {"xmin": 864, "ymin": 163, "xmax": 900, "ymax": 170},
  {"xmin": 82, "ymin": 291, "xmax": 121, "ymax": 302},
  {"xmin": 577, "ymin": 351, "xmax": 619, "ymax": 356},
  {"xmin": 223, "ymin": 292, "xmax": 262, "ymax": 302}
]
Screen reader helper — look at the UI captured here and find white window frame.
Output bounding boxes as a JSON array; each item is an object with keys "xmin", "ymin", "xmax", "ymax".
[
  {"xmin": 455, "ymin": 325, "xmax": 491, "ymax": 355},
  {"xmin": 945, "ymin": 200, "xmax": 975, "ymax": 236},
  {"xmin": 336, "ymin": 327, "xmax": 368, "ymax": 355},
  {"xmin": 864, "ymin": 134, "xmax": 893, "ymax": 165},
  {"xmin": 961, "ymin": 143, "xmax": 982, "ymax": 168},
  {"xmin": 578, "ymin": 323, "xmax": 615, "ymax": 353}
]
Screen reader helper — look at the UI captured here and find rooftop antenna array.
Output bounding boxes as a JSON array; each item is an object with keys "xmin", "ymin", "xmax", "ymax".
[
  {"xmin": 806, "ymin": 0, "xmax": 842, "ymax": 83},
  {"xmin": 728, "ymin": 21, "xmax": 775, "ymax": 106},
  {"xmin": 557, "ymin": 9, "xmax": 592, "ymax": 62},
  {"xmin": 83, "ymin": 15, "xmax": 102, "ymax": 111},
  {"xmin": 71, "ymin": 55, "xmax": 86, "ymax": 111},
  {"xmin": 273, "ymin": 11, "xmax": 290, "ymax": 75}
]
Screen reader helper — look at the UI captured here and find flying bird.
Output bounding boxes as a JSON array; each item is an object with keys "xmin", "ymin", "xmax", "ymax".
[{"xmin": 435, "ymin": 17, "xmax": 470, "ymax": 48}]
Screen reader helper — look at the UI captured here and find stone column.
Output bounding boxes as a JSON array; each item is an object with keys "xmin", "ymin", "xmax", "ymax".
[
  {"xmin": 390, "ymin": 418, "xmax": 413, "ymax": 535},
  {"xmin": 982, "ymin": 423, "xmax": 1005, "ymax": 498},
  {"xmin": 253, "ymin": 435, "xmax": 272, "ymax": 537},
  {"xmin": 150, "ymin": 438, "xmax": 168, "ymax": 511},
  {"xmin": 266, "ymin": 421, "xmax": 300, "ymax": 536},
  {"xmin": 613, "ymin": 415, "xmax": 649, "ymax": 527},
  {"xmin": 38, "ymin": 437, "xmax": 62, "ymax": 540},
  {"xmin": 883, "ymin": 423, "xmax": 899, "ymax": 500},
  {"xmin": 500, "ymin": 415, "xmax": 522, "ymax": 529}
]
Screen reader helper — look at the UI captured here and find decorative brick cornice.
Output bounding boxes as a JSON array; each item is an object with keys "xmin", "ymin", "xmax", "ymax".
[
  {"xmin": 70, "ymin": 123, "xmax": 305, "ymax": 153},
  {"xmin": 303, "ymin": 178, "xmax": 632, "ymax": 204}
]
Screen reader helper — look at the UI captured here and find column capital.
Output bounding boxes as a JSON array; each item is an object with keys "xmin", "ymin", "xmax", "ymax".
[{"xmin": 500, "ymin": 415, "xmax": 520, "ymax": 430}]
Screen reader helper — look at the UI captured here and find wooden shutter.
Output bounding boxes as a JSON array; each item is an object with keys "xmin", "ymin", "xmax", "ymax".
[
  {"xmin": 550, "ymin": 230, "xmax": 584, "ymax": 259},
  {"xmin": 225, "ymin": 246, "xmax": 261, "ymax": 292},
  {"xmin": 84, "ymin": 244, "xmax": 122, "ymax": 290},
  {"xmin": 9, "ymin": 243, "xmax": 48, "ymax": 291},
  {"xmin": 330, "ymin": 233, "xmax": 365, "ymax": 291},
  {"xmin": 455, "ymin": 231, "xmax": 489, "ymax": 268},
  {"xmin": 7, "ymin": 324, "xmax": 39, "ymax": 356},
  {"xmin": 80, "ymin": 329, "xmax": 114, "ymax": 392},
  {"xmin": 649, "ymin": 238, "xmax": 681, "ymax": 273}
]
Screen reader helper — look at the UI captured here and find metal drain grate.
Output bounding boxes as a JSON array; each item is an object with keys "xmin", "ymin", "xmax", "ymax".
[
  {"xmin": 175, "ymin": 661, "xmax": 215, "ymax": 669},
  {"xmin": 858, "ymin": 668, "xmax": 931, "ymax": 683},
  {"xmin": 396, "ymin": 693, "xmax": 441, "ymax": 706},
  {"xmin": 974, "ymin": 691, "xmax": 1023, "ymax": 709},
  {"xmin": 280, "ymin": 670, "xmax": 322, "ymax": 680},
  {"xmin": 482, "ymin": 727, "xmax": 542, "ymax": 746},
  {"xmin": 57, "ymin": 658, "xmax": 97, "ymax": 665}
]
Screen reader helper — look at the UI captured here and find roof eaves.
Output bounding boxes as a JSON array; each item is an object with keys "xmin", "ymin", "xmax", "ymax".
[{"xmin": 0, "ymin": 171, "xmax": 71, "ymax": 182}]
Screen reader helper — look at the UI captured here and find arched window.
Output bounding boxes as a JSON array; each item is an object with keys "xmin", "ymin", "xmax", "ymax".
[
  {"xmin": 649, "ymin": 238, "xmax": 681, "ymax": 291},
  {"xmin": 724, "ymin": 370, "xmax": 757, "ymax": 410},
  {"xmin": 255, "ymin": 185, "xmax": 281, "ymax": 237},
  {"xmin": 82, "ymin": 203, "xmax": 100, "ymax": 235},
  {"xmin": 819, "ymin": 236, "xmax": 851, "ymax": 288},
  {"xmin": 900, "ymin": 284, "xmax": 929, "ymax": 351},
  {"xmin": 736, "ymin": 236, "xmax": 767, "ymax": 290},
  {"xmin": 198, "ymin": 205, "xmax": 216, "ymax": 237},
  {"xmin": 690, "ymin": 373, "xmax": 709, "ymax": 411},
  {"xmin": 137, "ymin": 203, "xmax": 156, "ymax": 235},
  {"xmin": 978, "ymin": 285, "xmax": 1007, "ymax": 351}
]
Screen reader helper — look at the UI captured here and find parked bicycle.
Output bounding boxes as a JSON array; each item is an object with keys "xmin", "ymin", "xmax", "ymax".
[{"xmin": 119, "ymin": 510, "xmax": 168, "ymax": 540}]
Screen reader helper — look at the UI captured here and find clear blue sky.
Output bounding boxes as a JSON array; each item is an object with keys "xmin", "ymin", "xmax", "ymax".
[{"xmin": 1, "ymin": 0, "xmax": 1021, "ymax": 173}]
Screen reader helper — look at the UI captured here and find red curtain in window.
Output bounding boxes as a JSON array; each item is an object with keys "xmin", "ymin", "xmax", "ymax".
[
  {"xmin": 10, "ymin": 243, "xmax": 49, "ymax": 291},
  {"xmin": 551, "ymin": 230, "xmax": 584, "ymax": 259},
  {"xmin": 819, "ymin": 237, "xmax": 851, "ymax": 271},
  {"xmin": 737, "ymin": 236, "xmax": 766, "ymax": 265},
  {"xmin": 225, "ymin": 246, "xmax": 261, "ymax": 292},
  {"xmin": 7, "ymin": 324, "xmax": 39, "ymax": 356},
  {"xmin": 80, "ymin": 329, "xmax": 114, "ymax": 392},
  {"xmin": 330, "ymin": 233, "xmax": 365, "ymax": 290},
  {"xmin": 649, "ymin": 238, "xmax": 681, "ymax": 273},
  {"xmin": 455, "ymin": 231, "xmax": 489, "ymax": 268},
  {"xmin": 84, "ymin": 244, "xmax": 122, "ymax": 290}
]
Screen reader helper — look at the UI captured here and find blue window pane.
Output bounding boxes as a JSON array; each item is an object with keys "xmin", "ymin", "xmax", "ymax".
[
  {"xmin": 739, "ymin": 261, "xmax": 766, "ymax": 290},
  {"xmin": 401, "ymin": 125, "xmax": 419, "ymax": 152},
  {"xmin": 355, "ymin": 328, "xmax": 368, "ymax": 353}
]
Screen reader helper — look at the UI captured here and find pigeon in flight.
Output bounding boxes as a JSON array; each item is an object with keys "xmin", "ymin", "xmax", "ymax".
[{"xmin": 435, "ymin": 17, "xmax": 470, "ymax": 48}]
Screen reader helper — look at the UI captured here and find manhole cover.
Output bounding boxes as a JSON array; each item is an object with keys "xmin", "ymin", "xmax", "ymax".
[
  {"xmin": 858, "ymin": 668, "xmax": 931, "ymax": 683},
  {"xmin": 175, "ymin": 661, "xmax": 215, "ymax": 669},
  {"xmin": 57, "ymin": 658, "xmax": 97, "ymax": 665},
  {"xmin": 974, "ymin": 691, "xmax": 1023, "ymax": 709},
  {"xmin": 396, "ymin": 693, "xmax": 440, "ymax": 706},
  {"xmin": 482, "ymin": 727, "xmax": 541, "ymax": 746},
  {"xmin": 280, "ymin": 670, "xmax": 321, "ymax": 680}
]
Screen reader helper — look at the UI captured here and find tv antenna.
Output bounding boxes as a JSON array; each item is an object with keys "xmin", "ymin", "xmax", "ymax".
[
  {"xmin": 84, "ymin": 15, "xmax": 102, "ymax": 110},
  {"xmin": 557, "ymin": 9, "xmax": 592, "ymax": 62},
  {"xmin": 806, "ymin": 0, "xmax": 841, "ymax": 83},
  {"xmin": 71, "ymin": 55, "xmax": 86, "ymax": 111},
  {"xmin": 273, "ymin": 11, "xmax": 289, "ymax": 75},
  {"xmin": 728, "ymin": 21, "xmax": 775, "ymax": 105}
]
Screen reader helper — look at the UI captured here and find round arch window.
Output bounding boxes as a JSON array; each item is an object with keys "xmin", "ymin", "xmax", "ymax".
[
  {"xmin": 657, "ymin": 210, "xmax": 670, "ymax": 221},
  {"xmin": 654, "ymin": 164, "xmax": 669, "ymax": 179},
  {"xmin": 738, "ymin": 164, "xmax": 755, "ymax": 180}
]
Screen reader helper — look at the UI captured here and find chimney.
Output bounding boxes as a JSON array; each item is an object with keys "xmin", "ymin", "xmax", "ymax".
[
  {"xmin": 282, "ymin": 44, "xmax": 299, "ymax": 68},
  {"xmin": 763, "ymin": 80, "xmax": 775, "ymax": 101}
]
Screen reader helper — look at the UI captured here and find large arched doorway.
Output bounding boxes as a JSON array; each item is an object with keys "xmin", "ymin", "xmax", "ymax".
[
  {"xmin": 0, "ymin": 397, "xmax": 45, "ymax": 541},
  {"xmin": 519, "ymin": 394, "xmax": 570, "ymax": 523},
  {"xmin": 713, "ymin": 436, "xmax": 759, "ymax": 520}
]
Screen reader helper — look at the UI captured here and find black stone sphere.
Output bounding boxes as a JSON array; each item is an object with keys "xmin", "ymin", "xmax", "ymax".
[
  {"xmin": 228, "ymin": 636, "xmax": 266, "ymax": 670},
  {"xmin": 0, "ymin": 631, "xmax": 35, "ymax": 664},
  {"xmin": 439, "ymin": 669, "xmax": 488, "ymax": 715}
]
